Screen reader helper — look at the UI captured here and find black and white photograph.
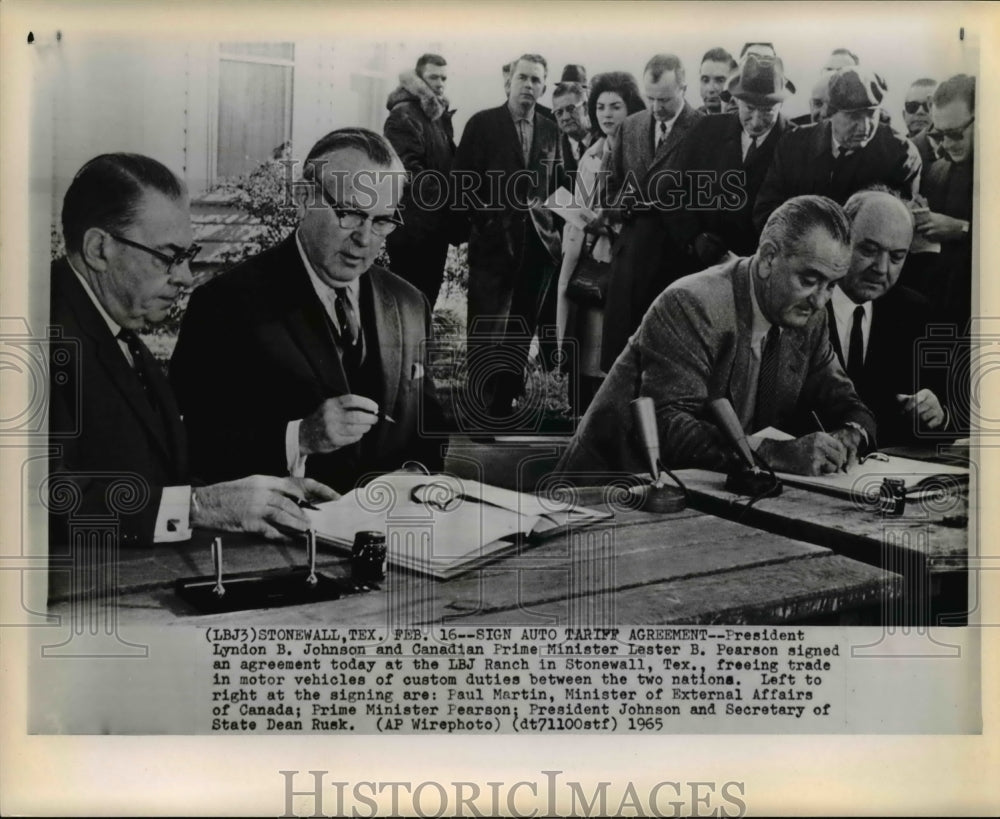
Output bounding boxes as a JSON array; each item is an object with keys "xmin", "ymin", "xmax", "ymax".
[{"xmin": 2, "ymin": 0, "xmax": 997, "ymax": 815}]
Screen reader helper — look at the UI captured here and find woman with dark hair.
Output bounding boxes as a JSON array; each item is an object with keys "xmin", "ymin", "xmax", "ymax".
[{"xmin": 556, "ymin": 71, "xmax": 645, "ymax": 417}]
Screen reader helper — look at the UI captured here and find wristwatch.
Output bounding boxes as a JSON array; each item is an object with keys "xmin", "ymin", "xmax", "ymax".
[{"xmin": 843, "ymin": 421, "xmax": 869, "ymax": 447}]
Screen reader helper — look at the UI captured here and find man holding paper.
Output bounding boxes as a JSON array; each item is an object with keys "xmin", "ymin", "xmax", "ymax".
[{"xmin": 556, "ymin": 195, "xmax": 876, "ymax": 478}]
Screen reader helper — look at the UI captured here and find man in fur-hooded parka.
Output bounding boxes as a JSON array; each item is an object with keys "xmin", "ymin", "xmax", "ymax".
[{"xmin": 383, "ymin": 55, "xmax": 457, "ymax": 306}]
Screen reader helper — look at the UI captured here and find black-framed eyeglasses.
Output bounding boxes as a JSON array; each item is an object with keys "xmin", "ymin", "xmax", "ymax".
[
  {"xmin": 318, "ymin": 188, "xmax": 404, "ymax": 237},
  {"xmin": 928, "ymin": 116, "xmax": 974, "ymax": 142},
  {"xmin": 903, "ymin": 100, "xmax": 931, "ymax": 114},
  {"xmin": 107, "ymin": 232, "xmax": 201, "ymax": 273}
]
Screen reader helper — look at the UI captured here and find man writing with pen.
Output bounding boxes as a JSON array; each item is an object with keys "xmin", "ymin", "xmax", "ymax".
[
  {"xmin": 172, "ymin": 128, "xmax": 445, "ymax": 495},
  {"xmin": 556, "ymin": 195, "xmax": 877, "ymax": 480}
]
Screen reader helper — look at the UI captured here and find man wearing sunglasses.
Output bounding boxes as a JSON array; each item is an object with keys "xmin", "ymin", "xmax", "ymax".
[
  {"xmin": 171, "ymin": 128, "xmax": 444, "ymax": 496},
  {"xmin": 49, "ymin": 153, "xmax": 336, "ymax": 578}
]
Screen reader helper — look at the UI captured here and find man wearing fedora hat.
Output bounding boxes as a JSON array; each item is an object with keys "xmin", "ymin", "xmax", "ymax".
[
  {"xmin": 754, "ymin": 66, "xmax": 921, "ymax": 230},
  {"xmin": 664, "ymin": 53, "xmax": 796, "ymax": 273}
]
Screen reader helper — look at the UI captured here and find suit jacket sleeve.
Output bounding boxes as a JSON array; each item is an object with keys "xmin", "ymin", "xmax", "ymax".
[
  {"xmin": 636, "ymin": 289, "xmax": 741, "ymax": 471},
  {"xmin": 451, "ymin": 113, "xmax": 487, "ymax": 228},
  {"xmin": 798, "ymin": 318, "xmax": 878, "ymax": 443},
  {"xmin": 170, "ymin": 280, "xmax": 291, "ymax": 483},
  {"xmin": 892, "ymin": 136, "xmax": 923, "ymax": 200},
  {"xmin": 48, "ymin": 341, "xmax": 164, "ymax": 547}
]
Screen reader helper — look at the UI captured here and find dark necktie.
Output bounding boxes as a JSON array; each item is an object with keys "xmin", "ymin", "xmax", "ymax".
[
  {"xmin": 117, "ymin": 328, "xmax": 158, "ymax": 412},
  {"xmin": 657, "ymin": 120, "xmax": 668, "ymax": 148},
  {"xmin": 333, "ymin": 288, "xmax": 363, "ymax": 375},
  {"xmin": 847, "ymin": 305, "xmax": 865, "ymax": 383},
  {"xmin": 753, "ymin": 325, "xmax": 781, "ymax": 430},
  {"xmin": 744, "ymin": 136, "xmax": 758, "ymax": 166}
]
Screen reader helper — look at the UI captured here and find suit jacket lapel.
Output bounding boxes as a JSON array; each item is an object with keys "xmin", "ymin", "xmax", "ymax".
[
  {"xmin": 367, "ymin": 269, "xmax": 402, "ymax": 415},
  {"xmin": 57, "ymin": 263, "xmax": 179, "ymax": 469},
  {"xmin": 648, "ymin": 103, "xmax": 696, "ymax": 175},
  {"xmin": 277, "ymin": 238, "xmax": 350, "ymax": 397},
  {"xmin": 728, "ymin": 259, "xmax": 753, "ymax": 411},
  {"xmin": 499, "ymin": 105, "xmax": 527, "ymax": 168},
  {"xmin": 826, "ymin": 301, "xmax": 846, "ymax": 366}
]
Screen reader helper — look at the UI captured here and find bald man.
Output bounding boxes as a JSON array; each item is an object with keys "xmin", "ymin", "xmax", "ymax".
[{"xmin": 828, "ymin": 188, "xmax": 950, "ymax": 444}]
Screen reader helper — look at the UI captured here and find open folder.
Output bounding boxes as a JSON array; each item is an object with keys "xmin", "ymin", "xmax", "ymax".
[
  {"xmin": 304, "ymin": 473, "xmax": 612, "ymax": 579},
  {"xmin": 753, "ymin": 427, "xmax": 969, "ymax": 498}
]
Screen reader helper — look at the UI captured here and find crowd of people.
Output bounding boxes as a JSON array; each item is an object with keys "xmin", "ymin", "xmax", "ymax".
[{"xmin": 47, "ymin": 42, "xmax": 975, "ymax": 563}]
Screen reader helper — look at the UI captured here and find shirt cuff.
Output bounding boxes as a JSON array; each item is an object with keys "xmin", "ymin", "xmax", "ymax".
[
  {"xmin": 286, "ymin": 419, "xmax": 307, "ymax": 477},
  {"xmin": 154, "ymin": 486, "xmax": 192, "ymax": 542}
]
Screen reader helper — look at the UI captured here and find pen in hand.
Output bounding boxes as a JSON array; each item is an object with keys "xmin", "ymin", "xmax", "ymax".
[
  {"xmin": 350, "ymin": 405, "xmax": 397, "ymax": 424},
  {"xmin": 812, "ymin": 411, "xmax": 848, "ymax": 473}
]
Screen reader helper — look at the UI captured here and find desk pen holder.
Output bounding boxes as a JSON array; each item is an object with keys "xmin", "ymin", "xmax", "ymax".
[{"xmin": 174, "ymin": 531, "xmax": 346, "ymax": 613}]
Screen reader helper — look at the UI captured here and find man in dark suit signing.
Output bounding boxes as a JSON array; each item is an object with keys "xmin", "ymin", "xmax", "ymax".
[
  {"xmin": 452, "ymin": 53, "xmax": 564, "ymax": 418},
  {"xmin": 556, "ymin": 195, "xmax": 875, "ymax": 479},
  {"xmin": 49, "ymin": 153, "xmax": 333, "ymax": 562},
  {"xmin": 171, "ymin": 128, "xmax": 444, "ymax": 495},
  {"xmin": 599, "ymin": 53, "xmax": 704, "ymax": 371},
  {"xmin": 829, "ymin": 188, "xmax": 949, "ymax": 445}
]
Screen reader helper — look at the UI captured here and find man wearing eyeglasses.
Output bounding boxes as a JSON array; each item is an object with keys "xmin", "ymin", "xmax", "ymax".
[
  {"xmin": 171, "ymin": 128, "xmax": 444, "ymax": 496},
  {"xmin": 552, "ymin": 81, "xmax": 592, "ymax": 191},
  {"xmin": 908, "ymin": 74, "xmax": 975, "ymax": 329},
  {"xmin": 48, "ymin": 153, "xmax": 337, "ymax": 569}
]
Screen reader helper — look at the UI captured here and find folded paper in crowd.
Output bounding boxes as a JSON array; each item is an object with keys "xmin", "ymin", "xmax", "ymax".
[
  {"xmin": 543, "ymin": 186, "xmax": 599, "ymax": 232},
  {"xmin": 304, "ymin": 473, "xmax": 612, "ymax": 579},
  {"xmin": 752, "ymin": 427, "xmax": 969, "ymax": 498}
]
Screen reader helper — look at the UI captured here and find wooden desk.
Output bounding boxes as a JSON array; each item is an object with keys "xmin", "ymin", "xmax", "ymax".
[
  {"xmin": 50, "ymin": 506, "xmax": 900, "ymax": 627},
  {"xmin": 674, "ymin": 468, "xmax": 971, "ymax": 625}
]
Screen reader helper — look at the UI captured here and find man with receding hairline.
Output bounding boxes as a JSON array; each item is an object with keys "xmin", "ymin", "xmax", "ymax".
[
  {"xmin": 49, "ymin": 152, "xmax": 336, "ymax": 565},
  {"xmin": 172, "ymin": 128, "xmax": 444, "ymax": 495},
  {"xmin": 600, "ymin": 53, "xmax": 704, "ymax": 370},
  {"xmin": 557, "ymin": 195, "xmax": 875, "ymax": 479},
  {"xmin": 830, "ymin": 188, "xmax": 949, "ymax": 444}
]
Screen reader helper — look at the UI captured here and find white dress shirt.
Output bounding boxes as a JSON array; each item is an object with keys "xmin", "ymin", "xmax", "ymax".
[
  {"xmin": 830, "ymin": 286, "xmax": 872, "ymax": 364},
  {"xmin": 285, "ymin": 230, "xmax": 363, "ymax": 476}
]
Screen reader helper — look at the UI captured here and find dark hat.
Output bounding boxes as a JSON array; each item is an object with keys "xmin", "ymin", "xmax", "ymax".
[
  {"xmin": 561, "ymin": 64, "xmax": 587, "ymax": 84},
  {"xmin": 727, "ymin": 54, "xmax": 788, "ymax": 105},
  {"xmin": 827, "ymin": 67, "xmax": 888, "ymax": 112}
]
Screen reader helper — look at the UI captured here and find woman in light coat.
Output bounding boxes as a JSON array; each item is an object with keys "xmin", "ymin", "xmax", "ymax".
[{"xmin": 556, "ymin": 72, "xmax": 646, "ymax": 416}]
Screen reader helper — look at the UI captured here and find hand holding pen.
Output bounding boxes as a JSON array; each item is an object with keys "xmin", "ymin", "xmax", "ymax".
[{"xmin": 298, "ymin": 394, "xmax": 395, "ymax": 457}]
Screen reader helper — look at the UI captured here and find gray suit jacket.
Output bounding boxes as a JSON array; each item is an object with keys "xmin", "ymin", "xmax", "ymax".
[
  {"xmin": 600, "ymin": 102, "xmax": 706, "ymax": 370},
  {"xmin": 606, "ymin": 103, "xmax": 703, "ymax": 205},
  {"xmin": 557, "ymin": 257, "xmax": 876, "ymax": 478}
]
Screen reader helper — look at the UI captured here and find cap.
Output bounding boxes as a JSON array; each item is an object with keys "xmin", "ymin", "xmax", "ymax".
[{"xmin": 827, "ymin": 67, "xmax": 888, "ymax": 112}]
